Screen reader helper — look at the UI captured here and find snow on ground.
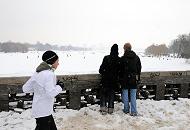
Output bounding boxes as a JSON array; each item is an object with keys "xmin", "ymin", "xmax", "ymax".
[{"xmin": 1, "ymin": 98, "xmax": 190, "ymax": 130}]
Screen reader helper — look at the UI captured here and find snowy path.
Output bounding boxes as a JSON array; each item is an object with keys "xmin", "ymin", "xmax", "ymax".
[{"xmin": 1, "ymin": 98, "xmax": 190, "ymax": 130}]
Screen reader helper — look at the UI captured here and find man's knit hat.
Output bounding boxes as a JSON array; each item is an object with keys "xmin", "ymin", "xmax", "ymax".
[{"xmin": 42, "ymin": 50, "xmax": 58, "ymax": 65}]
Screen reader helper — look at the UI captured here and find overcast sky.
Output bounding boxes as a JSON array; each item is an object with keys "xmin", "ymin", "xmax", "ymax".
[{"xmin": 0, "ymin": 0, "xmax": 190, "ymax": 50}]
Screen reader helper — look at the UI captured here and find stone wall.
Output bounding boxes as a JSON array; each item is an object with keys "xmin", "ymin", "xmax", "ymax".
[{"xmin": 0, "ymin": 71, "xmax": 190, "ymax": 111}]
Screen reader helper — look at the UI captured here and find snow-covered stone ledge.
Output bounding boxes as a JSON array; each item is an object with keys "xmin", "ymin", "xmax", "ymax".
[{"xmin": 0, "ymin": 71, "xmax": 190, "ymax": 111}]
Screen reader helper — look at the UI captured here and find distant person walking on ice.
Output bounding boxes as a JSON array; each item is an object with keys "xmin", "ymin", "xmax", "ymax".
[
  {"xmin": 120, "ymin": 43, "xmax": 141, "ymax": 116},
  {"xmin": 22, "ymin": 50, "xmax": 64, "ymax": 130},
  {"xmin": 99, "ymin": 44, "xmax": 120, "ymax": 114}
]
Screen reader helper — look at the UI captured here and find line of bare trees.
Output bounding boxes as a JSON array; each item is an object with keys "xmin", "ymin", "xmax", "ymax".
[
  {"xmin": 145, "ymin": 44, "xmax": 168, "ymax": 56},
  {"xmin": 0, "ymin": 41, "xmax": 91, "ymax": 53},
  {"xmin": 145, "ymin": 33, "xmax": 190, "ymax": 59},
  {"xmin": 0, "ymin": 42, "xmax": 28, "ymax": 53}
]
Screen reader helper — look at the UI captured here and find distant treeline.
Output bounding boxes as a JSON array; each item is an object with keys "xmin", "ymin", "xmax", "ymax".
[
  {"xmin": 145, "ymin": 33, "xmax": 190, "ymax": 58},
  {"xmin": 0, "ymin": 41, "xmax": 91, "ymax": 53}
]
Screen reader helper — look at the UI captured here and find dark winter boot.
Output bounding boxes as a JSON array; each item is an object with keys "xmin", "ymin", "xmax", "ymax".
[
  {"xmin": 108, "ymin": 108, "xmax": 114, "ymax": 114},
  {"xmin": 100, "ymin": 107, "xmax": 107, "ymax": 115}
]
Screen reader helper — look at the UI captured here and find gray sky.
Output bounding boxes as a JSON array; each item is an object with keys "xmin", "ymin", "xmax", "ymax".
[{"xmin": 0, "ymin": 0, "xmax": 190, "ymax": 50}]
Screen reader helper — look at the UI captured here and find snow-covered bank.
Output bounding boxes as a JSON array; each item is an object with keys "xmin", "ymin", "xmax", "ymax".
[{"xmin": 1, "ymin": 98, "xmax": 190, "ymax": 130}]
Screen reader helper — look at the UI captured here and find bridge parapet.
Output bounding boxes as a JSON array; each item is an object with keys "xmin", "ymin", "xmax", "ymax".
[{"xmin": 0, "ymin": 71, "xmax": 190, "ymax": 111}]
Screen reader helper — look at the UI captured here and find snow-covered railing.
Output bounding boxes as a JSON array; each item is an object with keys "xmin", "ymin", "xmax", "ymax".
[{"xmin": 0, "ymin": 71, "xmax": 190, "ymax": 112}]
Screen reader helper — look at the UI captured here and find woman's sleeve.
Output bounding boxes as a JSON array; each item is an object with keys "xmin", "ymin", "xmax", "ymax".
[
  {"xmin": 99, "ymin": 56, "xmax": 107, "ymax": 74},
  {"xmin": 44, "ymin": 73, "xmax": 62, "ymax": 98},
  {"xmin": 22, "ymin": 77, "xmax": 34, "ymax": 93}
]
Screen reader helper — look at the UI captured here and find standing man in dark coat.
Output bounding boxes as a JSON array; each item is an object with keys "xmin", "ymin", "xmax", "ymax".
[
  {"xmin": 99, "ymin": 44, "xmax": 120, "ymax": 114},
  {"xmin": 120, "ymin": 43, "xmax": 141, "ymax": 116}
]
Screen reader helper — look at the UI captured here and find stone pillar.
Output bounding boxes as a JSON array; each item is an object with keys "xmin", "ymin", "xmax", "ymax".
[
  {"xmin": 69, "ymin": 91, "xmax": 81, "ymax": 110},
  {"xmin": 0, "ymin": 85, "xmax": 9, "ymax": 111},
  {"xmin": 180, "ymin": 83, "xmax": 189, "ymax": 98},
  {"xmin": 155, "ymin": 83, "xmax": 165, "ymax": 100}
]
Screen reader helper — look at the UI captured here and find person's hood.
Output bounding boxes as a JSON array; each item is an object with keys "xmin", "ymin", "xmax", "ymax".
[
  {"xmin": 110, "ymin": 44, "xmax": 118, "ymax": 56},
  {"xmin": 36, "ymin": 62, "xmax": 52, "ymax": 72},
  {"xmin": 124, "ymin": 50, "xmax": 137, "ymax": 58}
]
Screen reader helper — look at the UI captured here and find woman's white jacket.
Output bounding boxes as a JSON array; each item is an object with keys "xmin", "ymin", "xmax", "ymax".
[{"xmin": 22, "ymin": 70, "xmax": 62, "ymax": 118}]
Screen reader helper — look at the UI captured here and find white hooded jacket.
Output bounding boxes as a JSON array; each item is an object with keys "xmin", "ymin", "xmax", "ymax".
[{"xmin": 22, "ymin": 70, "xmax": 62, "ymax": 118}]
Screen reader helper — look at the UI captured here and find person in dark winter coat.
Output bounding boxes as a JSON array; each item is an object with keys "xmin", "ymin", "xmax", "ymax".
[
  {"xmin": 22, "ymin": 50, "xmax": 64, "ymax": 130},
  {"xmin": 120, "ymin": 43, "xmax": 141, "ymax": 116},
  {"xmin": 99, "ymin": 44, "xmax": 120, "ymax": 114}
]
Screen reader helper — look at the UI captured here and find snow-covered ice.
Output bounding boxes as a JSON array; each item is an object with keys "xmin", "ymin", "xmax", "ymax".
[{"xmin": 0, "ymin": 50, "xmax": 190, "ymax": 77}]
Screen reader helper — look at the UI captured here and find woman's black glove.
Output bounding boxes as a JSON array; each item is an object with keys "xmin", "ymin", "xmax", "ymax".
[{"xmin": 56, "ymin": 80, "xmax": 64, "ymax": 89}]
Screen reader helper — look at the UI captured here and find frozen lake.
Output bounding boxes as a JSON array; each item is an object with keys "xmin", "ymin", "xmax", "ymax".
[{"xmin": 0, "ymin": 50, "xmax": 190, "ymax": 77}]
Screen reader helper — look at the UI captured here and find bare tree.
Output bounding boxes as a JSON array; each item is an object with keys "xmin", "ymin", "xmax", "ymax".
[{"xmin": 169, "ymin": 33, "xmax": 190, "ymax": 58}]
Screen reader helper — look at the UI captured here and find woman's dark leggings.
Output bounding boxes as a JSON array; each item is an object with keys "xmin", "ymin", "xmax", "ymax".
[
  {"xmin": 35, "ymin": 115, "xmax": 57, "ymax": 130},
  {"xmin": 100, "ymin": 87, "xmax": 115, "ymax": 108}
]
